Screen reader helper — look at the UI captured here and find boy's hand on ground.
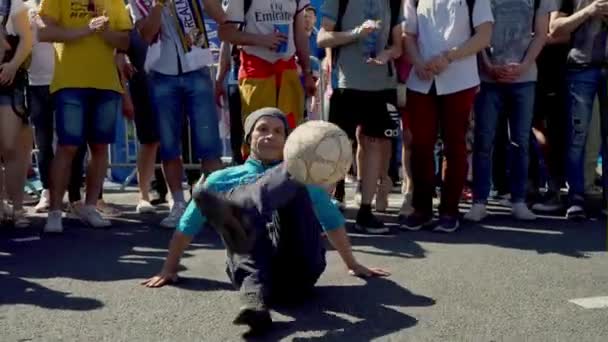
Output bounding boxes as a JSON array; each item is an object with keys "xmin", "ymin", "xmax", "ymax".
[
  {"xmin": 141, "ymin": 271, "xmax": 178, "ymax": 288},
  {"xmin": 348, "ymin": 263, "xmax": 391, "ymax": 278}
]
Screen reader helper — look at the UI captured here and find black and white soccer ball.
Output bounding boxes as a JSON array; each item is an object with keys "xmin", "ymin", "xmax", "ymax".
[{"xmin": 284, "ymin": 120, "xmax": 352, "ymax": 185}]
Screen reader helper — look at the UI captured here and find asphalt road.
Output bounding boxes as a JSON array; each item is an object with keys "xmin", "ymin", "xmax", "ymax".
[{"xmin": 1, "ymin": 187, "xmax": 607, "ymax": 341}]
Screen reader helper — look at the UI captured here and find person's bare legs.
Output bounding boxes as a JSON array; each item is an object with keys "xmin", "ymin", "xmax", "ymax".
[
  {"xmin": 137, "ymin": 142, "xmax": 160, "ymax": 202},
  {"xmin": 401, "ymin": 128, "xmax": 414, "ymax": 194},
  {"xmin": 85, "ymin": 143, "xmax": 109, "ymax": 207},
  {"xmin": 0, "ymin": 167, "xmax": 4, "ymax": 220},
  {"xmin": 359, "ymin": 135, "xmax": 385, "ymax": 205},
  {"xmin": 0, "ymin": 105, "xmax": 29, "ymax": 223},
  {"xmin": 162, "ymin": 158, "xmax": 183, "ymax": 202},
  {"xmin": 374, "ymin": 138, "xmax": 393, "ymax": 212},
  {"xmin": 5, "ymin": 125, "xmax": 33, "ymax": 214},
  {"xmin": 49, "ymin": 145, "xmax": 79, "ymax": 211},
  {"xmin": 355, "ymin": 134, "xmax": 390, "ymax": 233},
  {"xmin": 399, "ymin": 127, "xmax": 414, "ymax": 217}
]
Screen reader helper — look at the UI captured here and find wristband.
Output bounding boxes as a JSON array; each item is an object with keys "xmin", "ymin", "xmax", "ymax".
[{"xmin": 350, "ymin": 27, "xmax": 362, "ymax": 39}]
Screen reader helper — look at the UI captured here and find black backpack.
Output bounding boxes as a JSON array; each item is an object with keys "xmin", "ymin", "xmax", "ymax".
[{"xmin": 331, "ymin": 0, "xmax": 402, "ymax": 70}]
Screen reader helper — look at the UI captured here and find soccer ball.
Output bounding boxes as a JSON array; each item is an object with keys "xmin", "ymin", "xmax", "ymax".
[{"xmin": 284, "ymin": 120, "xmax": 352, "ymax": 185}]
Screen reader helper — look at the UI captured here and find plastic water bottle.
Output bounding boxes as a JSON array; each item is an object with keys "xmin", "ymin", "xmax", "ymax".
[{"xmin": 363, "ymin": 1, "xmax": 378, "ymax": 59}]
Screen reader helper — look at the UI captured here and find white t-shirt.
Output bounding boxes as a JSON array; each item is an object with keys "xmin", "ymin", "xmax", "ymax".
[
  {"xmin": 404, "ymin": 0, "xmax": 494, "ymax": 95},
  {"xmin": 2, "ymin": 0, "xmax": 26, "ymax": 35},
  {"xmin": 26, "ymin": 3, "xmax": 54, "ymax": 86},
  {"xmin": 223, "ymin": 0, "xmax": 310, "ymax": 63}
]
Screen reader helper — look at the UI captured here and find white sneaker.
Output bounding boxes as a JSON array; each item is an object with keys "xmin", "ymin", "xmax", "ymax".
[
  {"xmin": 34, "ymin": 189, "xmax": 50, "ymax": 213},
  {"xmin": 44, "ymin": 210, "xmax": 64, "ymax": 233},
  {"xmin": 160, "ymin": 202, "xmax": 187, "ymax": 229},
  {"xmin": 512, "ymin": 202, "xmax": 536, "ymax": 221},
  {"xmin": 77, "ymin": 205, "xmax": 112, "ymax": 228},
  {"xmin": 136, "ymin": 200, "xmax": 155, "ymax": 214},
  {"xmin": 464, "ymin": 203, "xmax": 488, "ymax": 222}
]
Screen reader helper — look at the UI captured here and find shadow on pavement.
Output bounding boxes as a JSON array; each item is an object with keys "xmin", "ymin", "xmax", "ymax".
[
  {"xmin": 0, "ymin": 275, "xmax": 103, "ymax": 311},
  {"xmin": 344, "ymin": 207, "xmax": 605, "ymax": 259},
  {"xmin": 247, "ymin": 278, "xmax": 434, "ymax": 341},
  {"xmin": 0, "ymin": 215, "xmax": 228, "ymax": 310}
]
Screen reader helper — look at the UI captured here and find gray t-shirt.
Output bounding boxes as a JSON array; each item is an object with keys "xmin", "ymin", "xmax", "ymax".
[
  {"xmin": 322, "ymin": 0, "xmax": 400, "ymax": 91},
  {"xmin": 481, "ymin": 0, "xmax": 556, "ymax": 83},
  {"xmin": 560, "ymin": 0, "xmax": 608, "ymax": 66}
]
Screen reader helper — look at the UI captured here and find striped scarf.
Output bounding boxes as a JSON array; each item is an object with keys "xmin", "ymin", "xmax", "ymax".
[{"xmin": 135, "ymin": 0, "xmax": 208, "ymax": 52}]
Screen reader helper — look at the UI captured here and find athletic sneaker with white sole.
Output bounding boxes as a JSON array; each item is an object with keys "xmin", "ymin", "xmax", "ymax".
[
  {"xmin": 34, "ymin": 189, "xmax": 50, "ymax": 213},
  {"xmin": 464, "ymin": 204, "xmax": 488, "ymax": 222},
  {"xmin": 512, "ymin": 202, "xmax": 536, "ymax": 221},
  {"xmin": 355, "ymin": 208, "xmax": 389, "ymax": 234},
  {"xmin": 531, "ymin": 192, "xmax": 562, "ymax": 213},
  {"xmin": 566, "ymin": 205, "xmax": 586, "ymax": 220},
  {"xmin": 400, "ymin": 213, "xmax": 433, "ymax": 231},
  {"xmin": 433, "ymin": 216, "xmax": 460, "ymax": 233},
  {"xmin": 136, "ymin": 200, "xmax": 155, "ymax": 214},
  {"xmin": 160, "ymin": 202, "xmax": 187, "ymax": 228},
  {"xmin": 79, "ymin": 205, "xmax": 112, "ymax": 228},
  {"xmin": 44, "ymin": 210, "xmax": 64, "ymax": 233}
]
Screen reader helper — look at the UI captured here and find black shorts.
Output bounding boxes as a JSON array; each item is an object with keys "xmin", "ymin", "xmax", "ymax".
[
  {"xmin": 329, "ymin": 88, "xmax": 399, "ymax": 140},
  {"xmin": 130, "ymin": 72, "xmax": 159, "ymax": 144}
]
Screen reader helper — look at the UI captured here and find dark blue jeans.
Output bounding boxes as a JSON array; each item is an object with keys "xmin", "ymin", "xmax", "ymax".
[
  {"xmin": 205, "ymin": 166, "xmax": 327, "ymax": 306},
  {"xmin": 565, "ymin": 68, "xmax": 608, "ymax": 205},
  {"xmin": 473, "ymin": 82, "xmax": 536, "ymax": 204}
]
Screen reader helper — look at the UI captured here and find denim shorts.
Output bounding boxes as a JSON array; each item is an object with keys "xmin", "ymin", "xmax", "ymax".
[
  {"xmin": 149, "ymin": 68, "xmax": 222, "ymax": 161},
  {"xmin": 54, "ymin": 88, "xmax": 122, "ymax": 146}
]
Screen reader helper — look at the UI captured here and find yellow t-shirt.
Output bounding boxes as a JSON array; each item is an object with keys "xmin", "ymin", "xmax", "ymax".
[{"xmin": 39, "ymin": 0, "xmax": 133, "ymax": 93}]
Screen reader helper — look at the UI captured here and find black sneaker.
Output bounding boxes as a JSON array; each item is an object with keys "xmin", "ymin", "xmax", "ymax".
[
  {"xmin": 566, "ymin": 205, "xmax": 586, "ymax": 221},
  {"xmin": 355, "ymin": 209, "xmax": 389, "ymax": 234},
  {"xmin": 433, "ymin": 216, "xmax": 460, "ymax": 233},
  {"xmin": 234, "ymin": 306, "xmax": 272, "ymax": 335},
  {"xmin": 532, "ymin": 192, "xmax": 563, "ymax": 213},
  {"xmin": 399, "ymin": 213, "xmax": 433, "ymax": 231}
]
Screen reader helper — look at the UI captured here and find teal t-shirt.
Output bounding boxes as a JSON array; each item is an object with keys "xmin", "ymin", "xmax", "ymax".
[{"xmin": 178, "ymin": 158, "xmax": 346, "ymax": 236}]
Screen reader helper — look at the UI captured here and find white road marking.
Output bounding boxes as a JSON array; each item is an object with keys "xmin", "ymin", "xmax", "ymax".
[
  {"xmin": 12, "ymin": 236, "xmax": 41, "ymax": 242},
  {"xmin": 569, "ymin": 296, "xmax": 608, "ymax": 309}
]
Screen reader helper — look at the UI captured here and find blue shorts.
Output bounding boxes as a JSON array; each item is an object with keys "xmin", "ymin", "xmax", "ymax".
[
  {"xmin": 54, "ymin": 88, "xmax": 122, "ymax": 146},
  {"xmin": 149, "ymin": 68, "xmax": 222, "ymax": 161}
]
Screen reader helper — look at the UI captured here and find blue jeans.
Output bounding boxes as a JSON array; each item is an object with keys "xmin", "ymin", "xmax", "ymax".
[
  {"xmin": 473, "ymin": 82, "xmax": 536, "ymax": 204},
  {"xmin": 565, "ymin": 68, "xmax": 608, "ymax": 204},
  {"xmin": 54, "ymin": 88, "xmax": 122, "ymax": 146},
  {"xmin": 149, "ymin": 68, "xmax": 222, "ymax": 161}
]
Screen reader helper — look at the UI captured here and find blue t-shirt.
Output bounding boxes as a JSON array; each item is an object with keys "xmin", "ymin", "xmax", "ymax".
[{"xmin": 178, "ymin": 158, "xmax": 345, "ymax": 236}]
